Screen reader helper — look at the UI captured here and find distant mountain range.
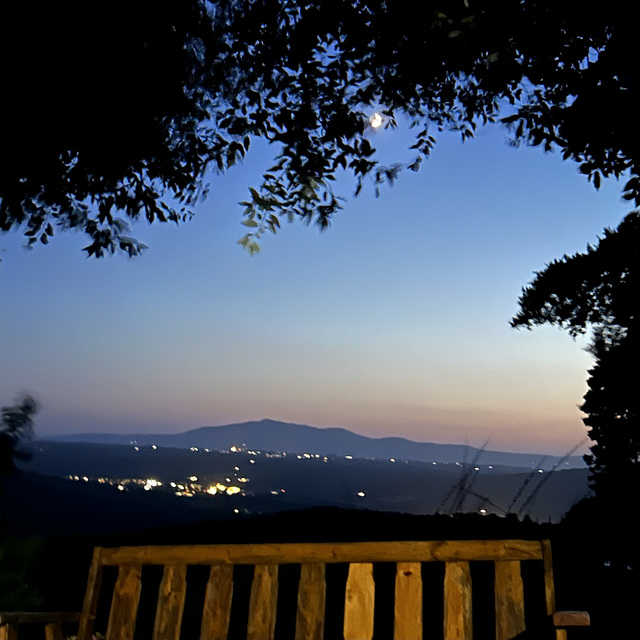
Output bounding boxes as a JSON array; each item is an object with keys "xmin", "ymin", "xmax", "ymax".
[
  {"xmin": 48, "ymin": 418, "xmax": 586, "ymax": 470},
  {"xmin": 16, "ymin": 437, "xmax": 590, "ymax": 536}
]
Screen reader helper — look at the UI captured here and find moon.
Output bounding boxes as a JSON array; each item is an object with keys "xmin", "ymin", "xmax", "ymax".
[{"xmin": 369, "ymin": 112, "xmax": 383, "ymax": 128}]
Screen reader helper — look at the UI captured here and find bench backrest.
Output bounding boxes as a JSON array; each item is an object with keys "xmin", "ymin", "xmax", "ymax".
[{"xmin": 77, "ymin": 539, "xmax": 558, "ymax": 640}]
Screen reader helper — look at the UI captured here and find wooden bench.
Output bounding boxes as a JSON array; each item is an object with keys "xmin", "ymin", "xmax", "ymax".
[{"xmin": 0, "ymin": 539, "xmax": 590, "ymax": 640}]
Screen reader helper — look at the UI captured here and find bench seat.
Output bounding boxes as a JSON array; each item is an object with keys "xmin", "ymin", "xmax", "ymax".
[{"xmin": 0, "ymin": 539, "xmax": 590, "ymax": 640}]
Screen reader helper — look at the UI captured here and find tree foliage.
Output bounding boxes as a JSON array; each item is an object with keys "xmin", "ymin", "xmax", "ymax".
[
  {"xmin": 1, "ymin": 0, "xmax": 639, "ymax": 255},
  {"xmin": 0, "ymin": 395, "xmax": 39, "ymax": 478},
  {"xmin": 511, "ymin": 213, "xmax": 639, "ymax": 499}
]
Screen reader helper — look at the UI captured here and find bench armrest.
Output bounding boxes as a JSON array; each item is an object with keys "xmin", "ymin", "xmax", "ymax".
[
  {"xmin": 0, "ymin": 612, "xmax": 83, "ymax": 640},
  {"xmin": 553, "ymin": 611, "xmax": 591, "ymax": 627},
  {"xmin": 0, "ymin": 612, "xmax": 82, "ymax": 624}
]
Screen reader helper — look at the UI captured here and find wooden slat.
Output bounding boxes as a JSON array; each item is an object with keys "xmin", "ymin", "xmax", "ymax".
[
  {"xmin": 106, "ymin": 564, "xmax": 141, "ymax": 640},
  {"xmin": 0, "ymin": 623, "xmax": 16, "ymax": 640},
  {"xmin": 394, "ymin": 562, "xmax": 422, "ymax": 640},
  {"xmin": 44, "ymin": 623, "xmax": 64, "ymax": 640},
  {"xmin": 444, "ymin": 561, "xmax": 472, "ymax": 640},
  {"xmin": 98, "ymin": 540, "xmax": 543, "ymax": 566},
  {"xmin": 153, "ymin": 564, "xmax": 187, "ymax": 640},
  {"xmin": 344, "ymin": 563, "xmax": 375, "ymax": 640},
  {"xmin": 247, "ymin": 564, "xmax": 279, "ymax": 640},
  {"xmin": 201, "ymin": 564, "xmax": 234, "ymax": 640},
  {"xmin": 541, "ymin": 539, "xmax": 557, "ymax": 616},
  {"xmin": 78, "ymin": 548, "xmax": 103, "ymax": 640},
  {"xmin": 295, "ymin": 563, "xmax": 326, "ymax": 640},
  {"xmin": 495, "ymin": 560, "xmax": 525, "ymax": 640}
]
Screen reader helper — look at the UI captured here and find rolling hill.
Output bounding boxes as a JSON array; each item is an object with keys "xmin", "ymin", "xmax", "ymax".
[
  {"xmin": 12, "ymin": 438, "xmax": 591, "ymax": 537},
  {"xmin": 47, "ymin": 418, "xmax": 586, "ymax": 470}
]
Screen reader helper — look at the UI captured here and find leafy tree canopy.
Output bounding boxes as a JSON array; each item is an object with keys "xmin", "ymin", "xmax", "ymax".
[
  {"xmin": 1, "ymin": 0, "xmax": 638, "ymax": 256},
  {"xmin": 511, "ymin": 212, "xmax": 639, "ymax": 498},
  {"xmin": 511, "ymin": 212, "xmax": 639, "ymax": 339}
]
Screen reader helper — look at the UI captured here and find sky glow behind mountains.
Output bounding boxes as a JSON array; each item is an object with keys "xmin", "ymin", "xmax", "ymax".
[{"xmin": 0, "ymin": 122, "xmax": 630, "ymax": 455}]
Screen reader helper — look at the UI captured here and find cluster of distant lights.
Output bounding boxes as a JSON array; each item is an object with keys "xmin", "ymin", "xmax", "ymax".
[
  {"xmin": 65, "ymin": 443, "xmax": 377, "ymax": 504},
  {"xmin": 66, "ymin": 474, "xmax": 247, "ymax": 498},
  {"xmin": 66, "ymin": 441, "xmax": 550, "ymax": 516},
  {"xmin": 68, "ymin": 442, "xmax": 257, "ymax": 499}
]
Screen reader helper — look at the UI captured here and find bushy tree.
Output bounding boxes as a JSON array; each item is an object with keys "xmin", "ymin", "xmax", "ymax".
[
  {"xmin": 0, "ymin": 395, "xmax": 39, "ymax": 478},
  {"xmin": 1, "ymin": 0, "xmax": 639, "ymax": 255},
  {"xmin": 581, "ymin": 330, "xmax": 638, "ymax": 503},
  {"xmin": 511, "ymin": 213, "xmax": 639, "ymax": 501}
]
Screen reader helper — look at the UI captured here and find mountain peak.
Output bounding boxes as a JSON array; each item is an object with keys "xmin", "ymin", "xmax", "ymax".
[{"xmin": 47, "ymin": 419, "xmax": 586, "ymax": 470}]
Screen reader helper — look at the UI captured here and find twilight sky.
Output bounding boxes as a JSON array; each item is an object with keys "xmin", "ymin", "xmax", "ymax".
[{"xmin": 0, "ymin": 121, "xmax": 629, "ymax": 455}]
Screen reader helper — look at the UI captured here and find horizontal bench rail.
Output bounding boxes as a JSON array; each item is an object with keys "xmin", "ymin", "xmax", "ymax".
[{"xmin": 97, "ymin": 539, "xmax": 544, "ymax": 566}]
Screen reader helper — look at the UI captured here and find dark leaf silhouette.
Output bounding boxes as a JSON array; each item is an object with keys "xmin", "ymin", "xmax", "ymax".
[
  {"xmin": 0, "ymin": 395, "xmax": 39, "ymax": 478},
  {"xmin": 1, "ymin": 1, "xmax": 639, "ymax": 255},
  {"xmin": 512, "ymin": 212, "xmax": 640, "ymax": 503}
]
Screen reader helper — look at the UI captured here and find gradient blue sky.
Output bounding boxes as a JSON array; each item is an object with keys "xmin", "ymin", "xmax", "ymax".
[{"xmin": 0, "ymin": 121, "xmax": 629, "ymax": 454}]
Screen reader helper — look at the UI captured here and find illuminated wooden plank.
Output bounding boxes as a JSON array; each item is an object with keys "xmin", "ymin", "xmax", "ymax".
[
  {"xmin": 344, "ymin": 563, "xmax": 375, "ymax": 640},
  {"xmin": 444, "ymin": 561, "xmax": 472, "ymax": 640},
  {"xmin": 394, "ymin": 562, "xmax": 422, "ymax": 640},
  {"xmin": 99, "ymin": 540, "xmax": 542, "ymax": 566},
  {"xmin": 541, "ymin": 539, "xmax": 557, "ymax": 615},
  {"xmin": 106, "ymin": 564, "xmax": 141, "ymax": 640},
  {"xmin": 78, "ymin": 548, "xmax": 103, "ymax": 640},
  {"xmin": 295, "ymin": 563, "xmax": 326, "ymax": 640},
  {"xmin": 495, "ymin": 560, "xmax": 525, "ymax": 639},
  {"xmin": 44, "ymin": 623, "xmax": 63, "ymax": 640},
  {"xmin": 0, "ymin": 623, "xmax": 16, "ymax": 640},
  {"xmin": 200, "ymin": 564, "xmax": 234, "ymax": 640},
  {"xmin": 247, "ymin": 564, "xmax": 278, "ymax": 640},
  {"xmin": 153, "ymin": 565, "xmax": 187, "ymax": 640}
]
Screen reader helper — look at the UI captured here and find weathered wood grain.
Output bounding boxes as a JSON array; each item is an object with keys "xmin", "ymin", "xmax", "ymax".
[
  {"xmin": 106, "ymin": 564, "xmax": 141, "ymax": 640},
  {"xmin": 78, "ymin": 548, "xmax": 103, "ymax": 640},
  {"xmin": 98, "ymin": 539, "xmax": 543, "ymax": 566},
  {"xmin": 153, "ymin": 564, "xmax": 187, "ymax": 640},
  {"xmin": 247, "ymin": 564, "xmax": 278, "ymax": 640},
  {"xmin": 200, "ymin": 564, "xmax": 234, "ymax": 640},
  {"xmin": 541, "ymin": 539, "xmax": 557, "ymax": 616},
  {"xmin": 394, "ymin": 562, "xmax": 423, "ymax": 640},
  {"xmin": 344, "ymin": 563, "xmax": 375, "ymax": 640},
  {"xmin": 444, "ymin": 561, "xmax": 472, "ymax": 640},
  {"xmin": 295, "ymin": 563, "xmax": 326, "ymax": 640},
  {"xmin": 495, "ymin": 560, "xmax": 525, "ymax": 639}
]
